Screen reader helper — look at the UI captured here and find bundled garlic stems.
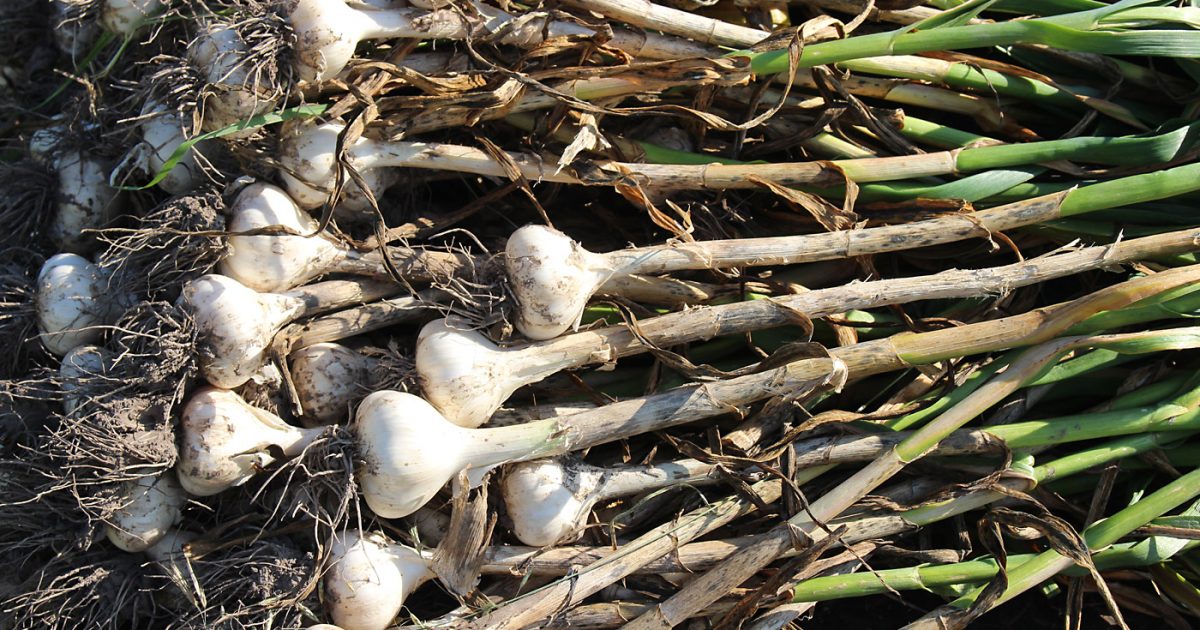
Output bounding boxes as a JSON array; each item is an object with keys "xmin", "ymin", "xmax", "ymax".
[
  {"xmin": 219, "ymin": 182, "xmax": 470, "ymax": 293},
  {"xmin": 502, "ymin": 457, "xmax": 722, "ymax": 547},
  {"xmin": 180, "ymin": 273, "xmax": 402, "ymax": 389},
  {"xmin": 418, "ymin": 225, "xmax": 1200, "ymax": 425},
  {"xmin": 177, "ymin": 387, "xmax": 325, "ymax": 496},
  {"xmin": 104, "ymin": 471, "xmax": 187, "ymax": 552},
  {"xmin": 504, "ymin": 214, "xmax": 1200, "ymax": 339},
  {"xmin": 324, "ymin": 530, "xmax": 435, "ymax": 630},
  {"xmin": 36, "ymin": 254, "xmax": 113, "ymax": 356}
]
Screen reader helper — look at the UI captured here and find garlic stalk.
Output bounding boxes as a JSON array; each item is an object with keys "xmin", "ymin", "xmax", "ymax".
[
  {"xmin": 504, "ymin": 216, "xmax": 1200, "ymax": 339},
  {"xmin": 104, "ymin": 471, "xmax": 187, "ymax": 552},
  {"xmin": 290, "ymin": 342, "xmax": 372, "ymax": 425},
  {"xmin": 177, "ymin": 387, "xmax": 324, "ymax": 496},
  {"xmin": 180, "ymin": 273, "xmax": 400, "ymax": 389},
  {"xmin": 415, "ymin": 318, "xmax": 601, "ymax": 428},
  {"xmin": 219, "ymin": 182, "xmax": 470, "ymax": 292},
  {"xmin": 325, "ymin": 530, "xmax": 435, "ymax": 630},
  {"xmin": 36, "ymin": 253, "xmax": 108, "ymax": 356},
  {"xmin": 29, "ymin": 127, "xmax": 122, "ymax": 253},
  {"xmin": 502, "ymin": 457, "xmax": 721, "ymax": 547}
]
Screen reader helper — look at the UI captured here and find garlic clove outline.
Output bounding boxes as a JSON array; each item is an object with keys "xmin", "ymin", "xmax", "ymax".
[
  {"xmin": 104, "ymin": 471, "xmax": 188, "ymax": 552},
  {"xmin": 177, "ymin": 386, "xmax": 324, "ymax": 496},
  {"xmin": 325, "ymin": 530, "xmax": 434, "ymax": 630},
  {"xmin": 36, "ymin": 253, "xmax": 108, "ymax": 356},
  {"xmin": 218, "ymin": 182, "xmax": 359, "ymax": 293},
  {"xmin": 291, "ymin": 342, "xmax": 371, "ymax": 426},
  {"xmin": 504, "ymin": 224, "xmax": 613, "ymax": 340},
  {"xmin": 180, "ymin": 274, "xmax": 308, "ymax": 389}
]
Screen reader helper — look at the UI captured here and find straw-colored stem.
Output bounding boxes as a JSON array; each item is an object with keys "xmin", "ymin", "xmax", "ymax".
[
  {"xmin": 276, "ymin": 292, "xmax": 441, "ymax": 354},
  {"xmin": 562, "ymin": 0, "xmax": 771, "ymax": 48},
  {"xmin": 616, "ymin": 268, "xmax": 1200, "ymax": 628},
  {"xmin": 287, "ymin": 278, "xmax": 406, "ymax": 318}
]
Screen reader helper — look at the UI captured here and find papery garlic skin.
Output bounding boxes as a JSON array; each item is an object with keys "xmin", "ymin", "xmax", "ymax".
[
  {"xmin": 36, "ymin": 253, "xmax": 107, "ymax": 356},
  {"xmin": 416, "ymin": 318, "xmax": 589, "ymax": 428},
  {"xmin": 177, "ymin": 387, "xmax": 322, "ymax": 496},
  {"xmin": 140, "ymin": 102, "xmax": 201, "ymax": 195},
  {"xmin": 187, "ymin": 23, "xmax": 278, "ymax": 134},
  {"xmin": 100, "ymin": 0, "xmax": 164, "ymax": 35},
  {"xmin": 105, "ymin": 471, "xmax": 187, "ymax": 552},
  {"xmin": 502, "ymin": 459, "xmax": 601, "ymax": 547},
  {"xmin": 505, "ymin": 224, "xmax": 613, "ymax": 340},
  {"xmin": 180, "ymin": 274, "xmax": 307, "ymax": 389},
  {"xmin": 219, "ymin": 183, "xmax": 354, "ymax": 292},
  {"xmin": 355, "ymin": 391, "xmax": 557, "ymax": 519},
  {"xmin": 50, "ymin": 150, "xmax": 121, "ymax": 253},
  {"xmin": 291, "ymin": 342, "xmax": 370, "ymax": 425},
  {"xmin": 59, "ymin": 344, "xmax": 106, "ymax": 415},
  {"xmin": 277, "ymin": 121, "xmax": 399, "ymax": 212},
  {"xmin": 325, "ymin": 530, "xmax": 434, "ymax": 630}
]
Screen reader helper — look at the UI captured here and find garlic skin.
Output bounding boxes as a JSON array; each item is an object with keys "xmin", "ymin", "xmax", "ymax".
[
  {"xmin": 59, "ymin": 344, "xmax": 107, "ymax": 415},
  {"xmin": 416, "ymin": 318, "xmax": 589, "ymax": 428},
  {"xmin": 104, "ymin": 471, "xmax": 187, "ymax": 552},
  {"xmin": 325, "ymin": 530, "xmax": 434, "ymax": 630},
  {"xmin": 505, "ymin": 224, "xmax": 613, "ymax": 340},
  {"xmin": 140, "ymin": 102, "xmax": 201, "ymax": 195},
  {"xmin": 502, "ymin": 459, "xmax": 602, "ymax": 547},
  {"xmin": 180, "ymin": 274, "xmax": 307, "ymax": 389},
  {"xmin": 100, "ymin": 0, "xmax": 164, "ymax": 35},
  {"xmin": 50, "ymin": 150, "xmax": 121, "ymax": 253},
  {"xmin": 177, "ymin": 387, "xmax": 323, "ymax": 496},
  {"xmin": 291, "ymin": 342, "xmax": 370, "ymax": 425},
  {"xmin": 218, "ymin": 183, "xmax": 363, "ymax": 293},
  {"xmin": 277, "ymin": 121, "xmax": 399, "ymax": 212},
  {"xmin": 355, "ymin": 391, "xmax": 556, "ymax": 519},
  {"xmin": 187, "ymin": 23, "xmax": 278, "ymax": 134},
  {"xmin": 36, "ymin": 253, "xmax": 107, "ymax": 356}
]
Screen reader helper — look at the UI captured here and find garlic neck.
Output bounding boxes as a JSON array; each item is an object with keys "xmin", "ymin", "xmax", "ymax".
[{"xmin": 592, "ymin": 458, "xmax": 718, "ymax": 502}]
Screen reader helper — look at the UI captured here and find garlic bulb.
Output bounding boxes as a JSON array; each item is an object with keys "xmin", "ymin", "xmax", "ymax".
[
  {"xmin": 288, "ymin": 0, "xmax": 463, "ymax": 83},
  {"xmin": 291, "ymin": 342, "xmax": 371, "ymax": 425},
  {"xmin": 504, "ymin": 224, "xmax": 615, "ymax": 340},
  {"xmin": 36, "ymin": 253, "xmax": 107, "ymax": 356},
  {"xmin": 416, "ymin": 318, "xmax": 594, "ymax": 428},
  {"xmin": 100, "ymin": 0, "xmax": 164, "ymax": 35},
  {"xmin": 29, "ymin": 127, "xmax": 122, "ymax": 253},
  {"xmin": 277, "ymin": 120, "xmax": 400, "ymax": 211},
  {"xmin": 104, "ymin": 471, "xmax": 187, "ymax": 552},
  {"xmin": 325, "ymin": 530, "xmax": 434, "ymax": 630},
  {"xmin": 139, "ymin": 101, "xmax": 203, "ymax": 195},
  {"xmin": 502, "ymin": 458, "xmax": 717, "ymax": 547},
  {"xmin": 187, "ymin": 22, "xmax": 278, "ymax": 134},
  {"xmin": 177, "ymin": 387, "xmax": 324, "ymax": 496},
  {"xmin": 59, "ymin": 344, "xmax": 107, "ymax": 415},
  {"xmin": 355, "ymin": 391, "xmax": 559, "ymax": 519},
  {"xmin": 218, "ymin": 183, "xmax": 374, "ymax": 293},
  {"xmin": 180, "ymin": 274, "xmax": 307, "ymax": 389}
]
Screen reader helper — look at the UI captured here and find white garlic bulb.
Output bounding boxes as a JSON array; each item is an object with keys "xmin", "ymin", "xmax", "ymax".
[
  {"xmin": 105, "ymin": 471, "xmax": 187, "ymax": 552},
  {"xmin": 324, "ymin": 530, "xmax": 434, "ymax": 630}
]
